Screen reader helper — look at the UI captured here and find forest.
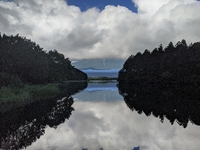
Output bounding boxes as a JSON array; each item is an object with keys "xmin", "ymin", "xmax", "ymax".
[
  {"xmin": 117, "ymin": 40, "xmax": 200, "ymax": 127},
  {"xmin": 0, "ymin": 34, "xmax": 87, "ymax": 87},
  {"xmin": 118, "ymin": 40, "xmax": 200, "ymax": 86}
]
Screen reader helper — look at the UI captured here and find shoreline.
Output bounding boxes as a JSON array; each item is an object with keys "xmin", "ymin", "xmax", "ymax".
[{"xmin": 0, "ymin": 84, "xmax": 60, "ymax": 103}]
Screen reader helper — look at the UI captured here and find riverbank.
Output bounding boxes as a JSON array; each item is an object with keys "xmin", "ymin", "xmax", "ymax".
[
  {"xmin": 0, "ymin": 84, "xmax": 60, "ymax": 103},
  {"xmin": 0, "ymin": 82, "xmax": 88, "ymax": 114}
]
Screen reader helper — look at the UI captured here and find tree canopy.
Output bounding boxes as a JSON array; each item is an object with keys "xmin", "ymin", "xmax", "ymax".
[
  {"xmin": 118, "ymin": 40, "xmax": 200, "ymax": 128},
  {"xmin": 118, "ymin": 40, "xmax": 200, "ymax": 85},
  {"xmin": 0, "ymin": 34, "xmax": 87, "ymax": 87}
]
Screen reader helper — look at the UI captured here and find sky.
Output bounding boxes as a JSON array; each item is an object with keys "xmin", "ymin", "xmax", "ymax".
[
  {"xmin": 67, "ymin": 0, "xmax": 138, "ymax": 12},
  {"xmin": 0, "ymin": 0, "xmax": 200, "ymax": 60}
]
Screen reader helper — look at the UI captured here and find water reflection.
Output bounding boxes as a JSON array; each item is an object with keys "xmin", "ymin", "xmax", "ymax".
[
  {"xmin": 73, "ymin": 81, "xmax": 122, "ymax": 102},
  {"xmin": 118, "ymin": 81, "xmax": 200, "ymax": 128},
  {"xmin": 1, "ymin": 81, "xmax": 200, "ymax": 150},
  {"xmin": 0, "ymin": 82, "xmax": 87, "ymax": 150},
  {"xmin": 27, "ymin": 100, "xmax": 200, "ymax": 150},
  {"xmin": 27, "ymin": 82, "xmax": 200, "ymax": 150},
  {"xmin": 0, "ymin": 97, "xmax": 74, "ymax": 149}
]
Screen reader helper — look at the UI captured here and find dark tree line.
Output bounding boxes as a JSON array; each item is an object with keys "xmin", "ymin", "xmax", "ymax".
[
  {"xmin": 118, "ymin": 80, "xmax": 200, "ymax": 128},
  {"xmin": 0, "ymin": 34, "xmax": 87, "ymax": 87},
  {"xmin": 0, "ymin": 97, "xmax": 74, "ymax": 149},
  {"xmin": 117, "ymin": 40, "xmax": 200, "ymax": 127},
  {"xmin": 0, "ymin": 81, "xmax": 87, "ymax": 149},
  {"xmin": 118, "ymin": 40, "xmax": 200, "ymax": 85}
]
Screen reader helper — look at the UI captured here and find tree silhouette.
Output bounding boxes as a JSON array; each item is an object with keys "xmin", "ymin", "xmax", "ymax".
[
  {"xmin": 118, "ymin": 40, "xmax": 200, "ymax": 128},
  {"xmin": 0, "ymin": 34, "xmax": 87, "ymax": 87},
  {"xmin": 118, "ymin": 79, "xmax": 200, "ymax": 128},
  {"xmin": 0, "ymin": 81, "xmax": 88, "ymax": 149},
  {"xmin": 118, "ymin": 40, "xmax": 200, "ymax": 84}
]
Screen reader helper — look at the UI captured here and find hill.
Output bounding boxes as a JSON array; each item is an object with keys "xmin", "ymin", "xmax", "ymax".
[{"xmin": 0, "ymin": 34, "xmax": 87, "ymax": 87}]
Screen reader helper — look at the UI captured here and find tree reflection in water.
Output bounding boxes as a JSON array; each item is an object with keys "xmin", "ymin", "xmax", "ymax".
[
  {"xmin": 0, "ymin": 97, "xmax": 74, "ymax": 149},
  {"xmin": 118, "ymin": 82, "xmax": 200, "ymax": 128},
  {"xmin": 0, "ymin": 82, "xmax": 87, "ymax": 150}
]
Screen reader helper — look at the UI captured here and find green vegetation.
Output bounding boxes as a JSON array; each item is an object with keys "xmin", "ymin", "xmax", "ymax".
[
  {"xmin": 118, "ymin": 40, "xmax": 200, "ymax": 85},
  {"xmin": 0, "ymin": 34, "xmax": 87, "ymax": 102},
  {"xmin": 0, "ymin": 34, "xmax": 87, "ymax": 87},
  {"xmin": 88, "ymin": 76, "xmax": 117, "ymax": 81},
  {"xmin": 118, "ymin": 40, "xmax": 200, "ymax": 128},
  {"xmin": 0, "ymin": 84, "xmax": 60, "ymax": 103}
]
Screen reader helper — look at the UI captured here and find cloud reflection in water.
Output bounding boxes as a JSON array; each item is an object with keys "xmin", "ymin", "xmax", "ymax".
[
  {"xmin": 73, "ymin": 82, "xmax": 122, "ymax": 102},
  {"xmin": 28, "ymin": 100, "xmax": 200, "ymax": 150}
]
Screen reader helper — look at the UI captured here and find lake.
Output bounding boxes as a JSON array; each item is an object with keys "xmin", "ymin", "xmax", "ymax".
[{"xmin": 1, "ymin": 81, "xmax": 200, "ymax": 150}]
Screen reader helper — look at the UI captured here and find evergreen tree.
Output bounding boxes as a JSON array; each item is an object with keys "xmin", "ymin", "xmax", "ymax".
[{"xmin": 0, "ymin": 34, "xmax": 87, "ymax": 87}]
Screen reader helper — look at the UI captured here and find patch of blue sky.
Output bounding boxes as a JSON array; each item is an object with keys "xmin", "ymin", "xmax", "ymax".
[{"xmin": 66, "ymin": 0, "xmax": 137, "ymax": 12}]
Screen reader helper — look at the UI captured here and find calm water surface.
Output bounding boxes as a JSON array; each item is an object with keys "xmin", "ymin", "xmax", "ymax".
[
  {"xmin": 27, "ymin": 82, "xmax": 200, "ymax": 150},
  {"xmin": 1, "ymin": 82, "xmax": 200, "ymax": 150}
]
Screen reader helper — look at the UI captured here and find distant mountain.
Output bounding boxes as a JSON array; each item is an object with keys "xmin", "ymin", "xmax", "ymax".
[
  {"xmin": 71, "ymin": 59, "xmax": 125, "ymax": 70},
  {"xmin": 80, "ymin": 69, "xmax": 120, "ymax": 77}
]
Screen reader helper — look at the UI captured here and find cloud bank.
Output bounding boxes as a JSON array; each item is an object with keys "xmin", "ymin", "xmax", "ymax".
[{"xmin": 0, "ymin": 0, "xmax": 200, "ymax": 59}]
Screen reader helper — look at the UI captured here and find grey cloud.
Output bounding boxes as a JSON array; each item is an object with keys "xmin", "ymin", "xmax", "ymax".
[
  {"xmin": 0, "ymin": 5, "xmax": 20, "ymax": 29},
  {"xmin": 0, "ymin": 0, "xmax": 200, "ymax": 59},
  {"xmin": 53, "ymin": 26, "xmax": 106, "ymax": 59},
  {"xmin": 0, "ymin": 12, "xmax": 10, "ymax": 29},
  {"xmin": 0, "ymin": 1, "xmax": 34, "ymax": 35},
  {"xmin": 65, "ymin": 27, "xmax": 103, "ymax": 50}
]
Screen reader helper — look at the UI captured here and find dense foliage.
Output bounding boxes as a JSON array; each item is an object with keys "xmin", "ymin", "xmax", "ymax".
[
  {"xmin": 0, "ymin": 96, "xmax": 74, "ymax": 149},
  {"xmin": 118, "ymin": 40, "xmax": 200, "ymax": 85},
  {"xmin": 0, "ymin": 34, "xmax": 87, "ymax": 87},
  {"xmin": 118, "ymin": 80, "xmax": 200, "ymax": 128},
  {"xmin": 118, "ymin": 40, "xmax": 200, "ymax": 127},
  {"xmin": 0, "ymin": 81, "xmax": 87, "ymax": 149}
]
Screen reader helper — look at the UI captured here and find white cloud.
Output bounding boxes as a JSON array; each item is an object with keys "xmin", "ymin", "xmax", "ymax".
[
  {"xmin": 27, "ymin": 100, "xmax": 200, "ymax": 150},
  {"xmin": 0, "ymin": 0, "xmax": 200, "ymax": 59}
]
